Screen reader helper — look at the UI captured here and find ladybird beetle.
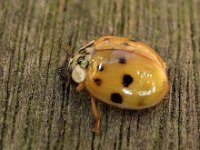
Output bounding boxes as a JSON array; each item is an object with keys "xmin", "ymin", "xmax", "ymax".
[{"xmin": 62, "ymin": 36, "xmax": 169, "ymax": 135}]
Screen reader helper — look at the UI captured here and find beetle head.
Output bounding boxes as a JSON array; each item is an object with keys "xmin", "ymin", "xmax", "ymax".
[{"xmin": 68, "ymin": 42, "xmax": 94, "ymax": 83}]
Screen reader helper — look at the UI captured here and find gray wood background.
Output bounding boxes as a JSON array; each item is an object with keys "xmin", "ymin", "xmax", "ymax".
[{"xmin": 0, "ymin": 0, "xmax": 200, "ymax": 149}]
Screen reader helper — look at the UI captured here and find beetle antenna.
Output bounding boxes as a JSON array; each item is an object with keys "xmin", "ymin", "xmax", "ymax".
[
  {"xmin": 63, "ymin": 43, "xmax": 73, "ymax": 58},
  {"xmin": 58, "ymin": 43, "xmax": 73, "ymax": 85}
]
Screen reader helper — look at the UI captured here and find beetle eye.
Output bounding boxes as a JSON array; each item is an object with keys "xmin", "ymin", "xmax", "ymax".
[
  {"xmin": 77, "ymin": 56, "xmax": 85, "ymax": 64},
  {"xmin": 80, "ymin": 60, "xmax": 89, "ymax": 69}
]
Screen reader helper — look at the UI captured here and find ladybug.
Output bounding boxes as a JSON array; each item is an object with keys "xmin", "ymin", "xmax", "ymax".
[{"xmin": 61, "ymin": 36, "xmax": 169, "ymax": 135}]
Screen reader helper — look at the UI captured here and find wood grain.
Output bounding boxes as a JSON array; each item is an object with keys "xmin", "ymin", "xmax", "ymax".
[{"xmin": 0, "ymin": 0, "xmax": 200, "ymax": 149}]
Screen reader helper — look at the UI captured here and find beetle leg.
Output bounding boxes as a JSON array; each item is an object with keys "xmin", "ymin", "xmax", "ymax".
[
  {"xmin": 91, "ymin": 96, "xmax": 100, "ymax": 135},
  {"xmin": 76, "ymin": 82, "xmax": 85, "ymax": 92}
]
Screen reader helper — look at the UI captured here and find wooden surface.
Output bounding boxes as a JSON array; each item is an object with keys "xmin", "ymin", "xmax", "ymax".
[{"xmin": 0, "ymin": 0, "xmax": 200, "ymax": 149}]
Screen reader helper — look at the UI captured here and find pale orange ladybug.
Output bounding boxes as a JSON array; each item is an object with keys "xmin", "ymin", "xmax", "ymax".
[{"xmin": 62, "ymin": 36, "xmax": 169, "ymax": 134}]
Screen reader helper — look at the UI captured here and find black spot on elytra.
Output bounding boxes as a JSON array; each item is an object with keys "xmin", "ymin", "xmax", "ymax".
[
  {"xmin": 93, "ymin": 78, "xmax": 102, "ymax": 86},
  {"xmin": 111, "ymin": 93, "xmax": 123, "ymax": 103},
  {"xmin": 104, "ymin": 38, "xmax": 110, "ymax": 41},
  {"xmin": 123, "ymin": 42, "xmax": 129, "ymax": 46},
  {"xmin": 123, "ymin": 74, "xmax": 133, "ymax": 87},
  {"xmin": 97, "ymin": 64, "xmax": 104, "ymax": 71},
  {"xmin": 118, "ymin": 56, "xmax": 126, "ymax": 64},
  {"xmin": 129, "ymin": 39, "xmax": 137, "ymax": 42}
]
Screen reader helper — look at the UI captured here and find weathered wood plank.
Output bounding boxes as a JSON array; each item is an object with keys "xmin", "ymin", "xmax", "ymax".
[{"xmin": 0, "ymin": 0, "xmax": 200, "ymax": 149}]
